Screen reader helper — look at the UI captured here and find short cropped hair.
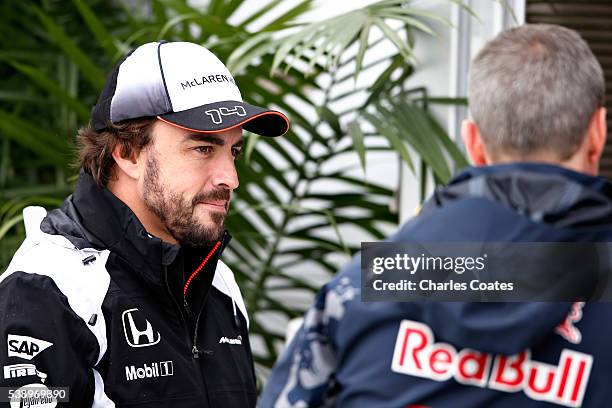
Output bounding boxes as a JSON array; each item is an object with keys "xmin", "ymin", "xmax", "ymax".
[
  {"xmin": 75, "ymin": 118, "xmax": 156, "ymax": 187},
  {"xmin": 469, "ymin": 24, "xmax": 605, "ymax": 160}
]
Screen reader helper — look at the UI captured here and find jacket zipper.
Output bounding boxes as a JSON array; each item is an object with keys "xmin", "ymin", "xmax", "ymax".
[
  {"xmin": 186, "ymin": 243, "xmax": 220, "ymax": 359},
  {"xmin": 183, "ymin": 242, "xmax": 223, "ymax": 406},
  {"xmin": 167, "ymin": 232, "xmax": 229, "ymax": 403},
  {"xmin": 185, "ymin": 233, "xmax": 229, "ymax": 359},
  {"xmin": 164, "ymin": 265, "xmax": 210, "ymax": 405}
]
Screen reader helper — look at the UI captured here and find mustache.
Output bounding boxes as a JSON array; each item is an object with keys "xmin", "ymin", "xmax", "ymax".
[{"xmin": 192, "ymin": 189, "xmax": 231, "ymax": 206}]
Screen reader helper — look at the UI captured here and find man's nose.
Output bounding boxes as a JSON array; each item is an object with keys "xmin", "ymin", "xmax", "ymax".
[{"xmin": 212, "ymin": 155, "xmax": 239, "ymax": 190}]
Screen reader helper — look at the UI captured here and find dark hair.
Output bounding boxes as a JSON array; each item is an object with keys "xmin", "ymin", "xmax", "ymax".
[{"xmin": 75, "ymin": 118, "xmax": 156, "ymax": 187}]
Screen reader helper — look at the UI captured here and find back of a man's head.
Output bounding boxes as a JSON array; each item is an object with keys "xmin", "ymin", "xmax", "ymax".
[{"xmin": 468, "ymin": 24, "xmax": 605, "ymax": 164}]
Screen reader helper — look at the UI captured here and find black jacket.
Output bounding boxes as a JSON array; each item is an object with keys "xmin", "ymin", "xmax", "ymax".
[{"xmin": 0, "ymin": 171, "xmax": 256, "ymax": 407}]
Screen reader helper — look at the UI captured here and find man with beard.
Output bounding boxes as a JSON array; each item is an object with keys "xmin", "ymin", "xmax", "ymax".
[{"xmin": 0, "ymin": 42, "xmax": 289, "ymax": 407}]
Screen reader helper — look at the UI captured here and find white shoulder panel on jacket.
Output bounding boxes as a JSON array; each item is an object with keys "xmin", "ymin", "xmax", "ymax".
[
  {"xmin": 2, "ymin": 206, "xmax": 111, "ymax": 366},
  {"xmin": 213, "ymin": 260, "xmax": 250, "ymax": 328}
]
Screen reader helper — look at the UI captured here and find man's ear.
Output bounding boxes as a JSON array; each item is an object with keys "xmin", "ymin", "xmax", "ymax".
[
  {"xmin": 586, "ymin": 106, "xmax": 607, "ymax": 167},
  {"xmin": 461, "ymin": 119, "xmax": 489, "ymax": 166},
  {"xmin": 111, "ymin": 145, "xmax": 141, "ymax": 181}
]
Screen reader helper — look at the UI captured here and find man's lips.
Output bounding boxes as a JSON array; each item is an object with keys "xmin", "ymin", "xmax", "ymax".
[{"xmin": 199, "ymin": 201, "xmax": 228, "ymax": 211}]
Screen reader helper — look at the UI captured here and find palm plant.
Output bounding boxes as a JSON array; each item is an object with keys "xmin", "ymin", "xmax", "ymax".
[{"xmin": 0, "ymin": 0, "xmax": 469, "ymax": 381}]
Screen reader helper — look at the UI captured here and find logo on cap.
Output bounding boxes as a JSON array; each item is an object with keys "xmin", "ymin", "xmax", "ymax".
[
  {"xmin": 205, "ymin": 106, "xmax": 247, "ymax": 124},
  {"xmin": 180, "ymin": 74, "xmax": 236, "ymax": 90}
]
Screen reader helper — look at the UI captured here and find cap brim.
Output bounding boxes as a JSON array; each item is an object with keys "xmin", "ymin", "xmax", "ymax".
[{"xmin": 157, "ymin": 100, "xmax": 289, "ymax": 137}]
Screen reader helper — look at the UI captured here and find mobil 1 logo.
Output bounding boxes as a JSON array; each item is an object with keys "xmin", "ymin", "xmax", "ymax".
[{"xmin": 125, "ymin": 361, "xmax": 174, "ymax": 381}]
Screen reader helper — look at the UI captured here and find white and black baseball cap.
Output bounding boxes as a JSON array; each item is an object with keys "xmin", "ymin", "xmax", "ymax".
[{"xmin": 91, "ymin": 41, "xmax": 290, "ymax": 136}]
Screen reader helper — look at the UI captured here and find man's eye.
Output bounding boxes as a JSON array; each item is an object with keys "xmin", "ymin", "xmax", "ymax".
[
  {"xmin": 232, "ymin": 148, "xmax": 242, "ymax": 158},
  {"xmin": 194, "ymin": 146, "xmax": 213, "ymax": 154}
]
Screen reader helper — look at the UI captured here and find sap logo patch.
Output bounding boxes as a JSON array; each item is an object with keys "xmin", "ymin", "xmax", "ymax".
[
  {"xmin": 122, "ymin": 308, "xmax": 161, "ymax": 348},
  {"xmin": 3, "ymin": 363, "xmax": 47, "ymax": 383},
  {"xmin": 391, "ymin": 320, "xmax": 592, "ymax": 408},
  {"xmin": 7, "ymin": 335, "xmax": 53, "ymax": 360}
]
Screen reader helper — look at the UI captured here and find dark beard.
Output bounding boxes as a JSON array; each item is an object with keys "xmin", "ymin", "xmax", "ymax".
[{"xmin": 142, "ymin": 150, "xmax": 229, "ymax": 247}]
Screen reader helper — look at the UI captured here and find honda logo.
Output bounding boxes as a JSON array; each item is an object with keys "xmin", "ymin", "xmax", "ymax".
[
  {"xmin": 205, "ymin": 106, "xmax": 246, "ymax": 124},
  {"xmin": 122, "ymin": 308, "xmax": 161, "ymax": 348}
]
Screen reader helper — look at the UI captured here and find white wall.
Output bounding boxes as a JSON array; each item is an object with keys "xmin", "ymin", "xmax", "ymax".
[{"xmin": 398, "ymin": 0, "xmax": 526, "ymax": 223}]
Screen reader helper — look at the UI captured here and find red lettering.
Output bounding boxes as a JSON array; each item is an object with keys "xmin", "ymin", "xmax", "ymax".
[
  {"xmin": 429, "ymin": 348, "xmax": 452, "ymax": 375},
  {"xmin": 567, "ymin": 350, "xmax": 592, "ymax": 405},
  {"xmin": 399, "ymin": 326, "xmax": 428, "ymax": 369},
  {"xmin": 570, "ymin": 360, "xmax": 586, "ymax": 403},
  {"xmin": 456, "ymin": 349, "xmax": 490, "ymax": 387},
  {"xmin": 391, "ymin": 320, "xmax": 593, "ymax": 408},
  {"xmin": 489, "ymin": 351, "xmax": 527, "ymax": 392},
  {"xmin": 527, "ymin": 362, "xmax": 556, "ymax": 395},
  {"xmin": 556, "ymin": 353, "xmax": 573, "ymax": 399}
]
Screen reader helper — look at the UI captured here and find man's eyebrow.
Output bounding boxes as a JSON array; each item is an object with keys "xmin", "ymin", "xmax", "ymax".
[
  {"xmin": 184, "ymin": 134, "xmax": 225, "ymax": 146},
  {"xmin": 184, "ymin": 133, "xmax": 245, "ymax": 148}
]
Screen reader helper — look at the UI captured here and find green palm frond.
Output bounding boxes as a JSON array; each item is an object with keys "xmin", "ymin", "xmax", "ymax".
[{"xmin": 229, "ymin": 0, "xmax": 475, "ymax": 81}]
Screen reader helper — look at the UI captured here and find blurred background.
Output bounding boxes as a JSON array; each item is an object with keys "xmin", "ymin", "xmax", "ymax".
[{"xmin": 1, "ymin": 0, "xmax": 609, "ymax": 384}]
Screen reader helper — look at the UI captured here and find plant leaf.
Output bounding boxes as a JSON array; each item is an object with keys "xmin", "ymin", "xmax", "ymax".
[
  {"xmin": 8, "ymin": 61, "xmax": 90, "ymax": 122},
  {"xmin": 347, "ymin": 120, "xmax": 367, "ymax": 175},
  {"xmin": 31, "ymin": 5, "xmax": 105, "ymax": 89}
]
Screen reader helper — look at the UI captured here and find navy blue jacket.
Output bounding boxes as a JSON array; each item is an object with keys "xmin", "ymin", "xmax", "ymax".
[{"xmin": 261, "ymin": 163, "xmax": 612, "ymax": 408}]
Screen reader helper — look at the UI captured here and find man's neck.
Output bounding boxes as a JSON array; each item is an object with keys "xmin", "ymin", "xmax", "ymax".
[{"xmin": 487, "ymin": 154, "xmax": 596, "ymax": 177}]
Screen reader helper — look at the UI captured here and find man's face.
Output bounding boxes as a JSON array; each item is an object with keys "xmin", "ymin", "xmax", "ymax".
[{"xmin": 140, "ymin": 120, "xmax": 242, "ymax": 247}]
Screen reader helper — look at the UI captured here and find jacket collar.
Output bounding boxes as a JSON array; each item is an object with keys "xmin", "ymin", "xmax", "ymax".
[
  {"xmin": 450, "ymin": 162, "xmax": 612, "ymax": 196},
  {"xmin": 425, "ymin": 162, "xmax": 612, "ymax": 229},
  {"xmin": 48, "ymin": 170, "xmax": 230, "ymax": 291}
]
